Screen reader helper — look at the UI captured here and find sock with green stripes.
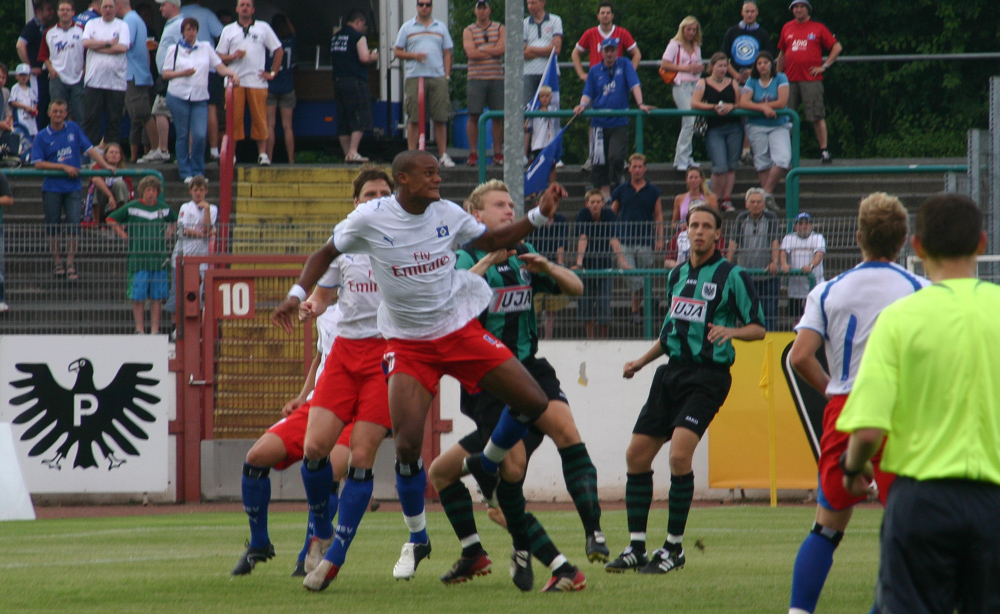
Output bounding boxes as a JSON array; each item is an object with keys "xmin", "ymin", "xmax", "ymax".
[
  {"xmin": 558, "ymin": 443, "xmax": 602, "ymax": 534},
  {"xmin": 626, "ymin": 471, "xmax": 653, "ymax": 552},
  {"xmin": 665, "ymin": 471, "xmax": 694, "ymax": 548}
]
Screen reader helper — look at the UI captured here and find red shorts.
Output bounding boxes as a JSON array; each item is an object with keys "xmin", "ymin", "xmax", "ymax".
[
  {"xmin": 383, "ymin": 319, "xmax": 514, "ymax": 395},
  {"xmin": 310, "ymin": 336, "xmax": 392, "ymax": 430},
  {"xmin": 267, "ymin": 402, "xmax": 353, "ymax": 470},
  {"xmin": 817, "ymin": 394, "xmax": 895, "ymax": 510}
]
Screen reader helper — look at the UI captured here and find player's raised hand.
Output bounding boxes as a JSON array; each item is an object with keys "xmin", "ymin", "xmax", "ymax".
[
  {"xmin": 537, "ymin": 182, "xmax": 568, "ymax": 217},
  {"xmin": 272, "ymin": 297, "xmax": 299, "ymax": 333},
  {"xmin": 518, "ymin": 252, "xmax": 551, "ymax": 273}
]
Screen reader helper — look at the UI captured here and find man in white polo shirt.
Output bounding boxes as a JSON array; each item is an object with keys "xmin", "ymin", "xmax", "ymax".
[
  {"xmin": 215, "ymin": 0, "xmax": 282, "ymax": 165},
  {"xmin": 40, "ymin": 0, "xmax": 85, "ymax": 121},
  {"xmin": 80, "ymin": 0, "xmax": 129, "ymax": 148}
]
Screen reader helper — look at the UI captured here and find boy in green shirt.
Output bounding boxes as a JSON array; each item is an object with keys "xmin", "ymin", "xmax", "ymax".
[{"xmin": 107, "ymin": 175, "xmax": 176, "ymax": 334}]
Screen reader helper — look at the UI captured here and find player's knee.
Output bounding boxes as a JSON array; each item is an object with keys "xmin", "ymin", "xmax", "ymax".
[
  {"xmin": 303, "ymin": 440, "xmax": 330, "ymax": 463},
  {"xmin": 246, "ymin": 438, "xmax": 284, "ymax": 468},
  {"xmin": 499, "ymin": 459, "xmax": 526, "ymax": 483},
  {"xmin": 668, "ymin": 451, "xmax": 693, "ymax": 475},
  {"xmin": 393, "ymin": 438, "xmax": 422, "ymax": 465}
]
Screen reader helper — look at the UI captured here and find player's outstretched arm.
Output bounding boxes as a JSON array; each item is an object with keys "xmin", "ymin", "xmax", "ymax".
[
  {"xmin": 623, "ymin": 341, "xmax": 665, "ymax": 379},
  {"xmin": 470, "ymin": 182, "xmax": 568, "ymax": 251},
  {"xmin": 272, "ymin": 241, "xmax": 341, "ymax": 333},
  {"xmin": 519, "ymin": 252, "xmax": 583, "ymax": 296}
]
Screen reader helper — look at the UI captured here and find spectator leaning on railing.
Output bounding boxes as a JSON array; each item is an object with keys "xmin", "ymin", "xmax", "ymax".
[
  {"xmin": 689, "ymin": 52, "xmax": 743, "ymax": 212},
  {"xmin": 780, "ymin": 211, "xmax": 825, "ymax": 322},
  {"xmin": 572, "ymin": 188, "xmax": 625, "ymax": 340},
  {"xmin": 32, "ymin": 99, "xmax": 112, "ymax": 282},
  {"xmin": 727, "ymin": 187, "xmax": 781, "ymax": 329}
]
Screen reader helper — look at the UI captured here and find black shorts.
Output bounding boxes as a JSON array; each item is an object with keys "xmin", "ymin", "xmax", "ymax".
[
  {"xmin": 632, "ymin": 361, "xmax": 732, "ymax": 439},
  {"xmin": 458, "ymin": 355, "xmax": 565, "ymax": 460},
  {"xmin": 334, "ymin": 76, "xmax": 374, "ymax": 135},
  {"xmin": 208, "ymin": 72, "xmax": 225, "ymax": 106}
]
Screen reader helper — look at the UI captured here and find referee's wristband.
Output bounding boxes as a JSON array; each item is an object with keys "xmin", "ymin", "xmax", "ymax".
[
  {"xmin": 527, "ymin": 207, "xmax": 549, "ymax": 228},
  {"xmin": 287, "ymin": 284, "xmax": 307, "ymax": 302},
  {"xmin": 838, "ymin": 452, "xmax": 862, "ymax": 478}
]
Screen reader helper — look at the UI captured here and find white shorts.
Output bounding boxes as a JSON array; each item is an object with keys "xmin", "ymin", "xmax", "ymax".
[{"xmin": 747, "ymin": 123, "xmax": 792, "ymax": 171}]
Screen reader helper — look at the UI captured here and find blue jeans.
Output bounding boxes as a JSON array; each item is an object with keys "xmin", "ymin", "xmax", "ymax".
[
  {"xmin": 49, "ymin": 78, "xmax": 86, "ymax": 123},
  {"xmin": 705, "ymin": 121, "xmax": 744, "ymax": 174},
  {"xmin": 166, "ymin": 95, "xmax": 208, "ymax": 180},
  {"xmin": 42, "ymin": 190, "xmax": 82, "ymax": 236}
]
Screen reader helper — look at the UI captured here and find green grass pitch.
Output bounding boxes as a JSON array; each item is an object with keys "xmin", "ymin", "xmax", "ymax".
[{"xmin": 0, "ymin": 506, "xmax": 881, "ymax": 613}]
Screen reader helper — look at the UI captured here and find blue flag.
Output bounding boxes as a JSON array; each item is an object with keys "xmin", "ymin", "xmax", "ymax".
[{"xmin": 524, "ymin": 125, "xmax": 565, "ymax": 197}]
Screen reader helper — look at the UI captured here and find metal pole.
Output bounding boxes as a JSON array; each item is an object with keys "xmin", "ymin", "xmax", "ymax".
[{"xmin": 503, "ymin": 0, "xmax": 525, "ymax": 215}]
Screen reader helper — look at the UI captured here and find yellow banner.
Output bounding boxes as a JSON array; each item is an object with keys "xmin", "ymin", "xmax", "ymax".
[{"xmin": 708, "ymin": 333, "xmax": 818, "ymax": 489}]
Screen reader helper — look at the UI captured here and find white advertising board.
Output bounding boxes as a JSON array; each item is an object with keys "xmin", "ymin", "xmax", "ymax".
[{"xmin": 0, "ymin": 336, "xmax": 170, "ymax": 493}]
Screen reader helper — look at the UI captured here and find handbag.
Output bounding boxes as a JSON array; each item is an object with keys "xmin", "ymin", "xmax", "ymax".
[
  {"xmin": 695, "ymin": 116, "xmax": 708, "ymax": 138},
  {"xmin": 659, "ymin": 66, "xmax": 677, "ymax": 85},
  {"xmin": 154, "ymin": 44, "xmax": 181, "ymax": 96}
]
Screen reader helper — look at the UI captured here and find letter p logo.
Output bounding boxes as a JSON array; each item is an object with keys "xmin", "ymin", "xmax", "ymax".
[{"xmin": 74, "ymin": 394, "xmax": 99, "ymax": 426}]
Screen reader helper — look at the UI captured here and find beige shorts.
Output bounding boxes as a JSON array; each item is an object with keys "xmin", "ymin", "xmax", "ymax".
[
  {"xmin": 787, "ymin": 80, "xmax": 825, "ymax": 122},
  {"xmin": 151, "ymin": 94, "xmax": 172, "ymax": 119},
  {"xmin": 404, "ymin": 76, "xmax": 450, "ymax": 124},
  {"xmin": 232, "ymin": 86, "xmax": 268, "ymax": 141}
]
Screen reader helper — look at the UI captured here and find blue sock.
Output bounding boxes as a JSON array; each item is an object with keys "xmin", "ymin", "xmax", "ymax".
[
  {"xmin": 301, "ymin": 457, "xmax": 334, "ymax": 540},
  {"xmin": 297, "ymin": 486, "xmax": 339, "ymax": 562},
  {"xmin": 326, "ymin": 467, "xmax": 374, "ymax": 566},
  {"xmin": 241, "ymin": 463, "xmax": 271, "ymax": 549},
  {"xmin": 481, "ymin": 407, "xmax": 530, "ymax": 473},
  {"xmin": 395, "ymin": 459, "xmax": 429, "ymax": 544},
  {"xmin": 790, "ymin": 529, "xmax": 839, "ymax": 612}
]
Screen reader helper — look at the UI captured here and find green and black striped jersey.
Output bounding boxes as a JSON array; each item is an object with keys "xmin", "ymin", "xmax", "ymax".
[
  {"xmin": 660, "ymin": 252, "xmax": 765, "ymax": 366},
  {"xmin": 455, "ymin": 243, "xmax": 561, "ymax": 361}
]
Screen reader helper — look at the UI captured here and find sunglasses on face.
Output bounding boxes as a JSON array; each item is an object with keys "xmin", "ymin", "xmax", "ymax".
[{"xmin": 417, "ymin": 2, "xmax": 432, "ymax": 6}]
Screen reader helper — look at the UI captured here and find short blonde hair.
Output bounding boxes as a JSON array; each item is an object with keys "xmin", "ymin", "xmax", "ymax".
[
  {"xmin": 585, "ymin": 188, "xmax": 604, "ymax": 203},
  {"xmin": 466, "ymin": 179, "xmax": 508, "ymax": 214},
  {"xmin": 672, "ymin": 15, "xmax": 702, "ymax": 47},
  {"xmin": 858, "ymin": 192, "xmax": 909, "ymax": 260},
  {"xmin": 538, "ymin": 85, "xmax": 552, "ymax": 96}
]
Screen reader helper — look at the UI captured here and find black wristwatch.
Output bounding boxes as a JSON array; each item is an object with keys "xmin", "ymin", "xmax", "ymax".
[{"xmin": 838, "ymin": 452, "xmax": 862, "ymax": 478}]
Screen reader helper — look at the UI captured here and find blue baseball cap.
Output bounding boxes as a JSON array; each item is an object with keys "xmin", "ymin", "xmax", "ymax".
[
  {"xmin": 795, "ymin": 212, "xmax": 812, "ymax": 222},
  {"xmin": 600, "ymin": 38, "xmax": 619, "ymax": 49}
]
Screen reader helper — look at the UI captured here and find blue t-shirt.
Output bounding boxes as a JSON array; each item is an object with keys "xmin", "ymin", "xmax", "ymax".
[
  {"xmin": 530, "ymin": 213, "xmax": 567, "ymax": 261},
  {"xmin": 124, "ymin": 10, "xmax": 153, "ymax": 86},
  {"xmin": 268, "ymin": 35, "xmax": 296, "ymax": 95},
  {"xmin": 612, "ymin": 181, "xmax": 661, "ymax": 246},
  {"xmin": 32, "ymin": 121, "xmax": 94, "ymax": 193},
  {"xmin": 582, "ymin": 57, "xmax": 641, "ymax": 128},
  {"xmin": 744, "ymin": 73, "xmax": 790, "ymax": 127},
  {"xmin": 575, "ymin": 207, "xmax": 619, "ymax": 269}
]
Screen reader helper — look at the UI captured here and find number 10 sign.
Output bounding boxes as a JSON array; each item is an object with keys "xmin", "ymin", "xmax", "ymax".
[{"xmin": 213, "ymin": 279, "xmax": 256, "ymax": 319}]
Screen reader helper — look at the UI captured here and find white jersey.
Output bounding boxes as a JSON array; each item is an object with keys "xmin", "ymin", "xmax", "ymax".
[
  {"xmin": 9, "ymin": 84, "xmax": 38, "ymax": 135},
  {"xmin": 795, "ymin": 261, "xmax": 929, "ymax": 396},
  {"xmin": 316, "ymin": 252, "xmax": 382, "ymax": 339},
  {"xmin": 781, "ymin": 231, "xmax": 826, "ymax": 298},
  {"xmin": 306, "ymin": 304, "xmax": 342, "ymax": 402},
  {"xmin": 173, "ymin": 200, "xmax": 218, "ymax": 272},
  {"xmin": 216, "ymin": 20, "xmax": 281, "ymax": 89},
  {"xmin": 332, "ymin": 195, "xmax": 490, "ymax": 340},
  {"xmin": 82, "ymin": 17, "xmax": 129, "ymax": 91},
  {"xmin": 46, "ymin": 24, "xmax": 86, "ymax": 85}
]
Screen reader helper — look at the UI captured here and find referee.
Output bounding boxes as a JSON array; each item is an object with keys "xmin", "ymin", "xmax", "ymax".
[
  {"xmin": 838, "ymin": 193, "xmax": 1000, "ymax": 613},
  {"xmin": 609, "ymin": 205, "xmax": 765, "ymax": 575}
]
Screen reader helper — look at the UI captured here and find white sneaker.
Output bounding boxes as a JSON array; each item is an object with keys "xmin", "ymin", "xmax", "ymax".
[
  {"xmin": 210, "ymin": 149, "xmax": 221, "ymax": 161},
  {"xmin": 438, "ymin": 153, "xmax": 455, "ymax": 168},
  {"xmin": 183, "ymin": 177, "xmax": 194, "ymax": 185},
  {"xmin": 304, "ymin": 536, "xmax": 333, "ymax": 573},
  {"xmin": 258, "ymin": 153, "xmax": 271, "ymax": 166},
  {"xmin": 555, "ymin": 160, "xmax": 565, "ymax": 168},
  {"xmin": 0, "ymin": 301, "xmax": 9, "ymax": 313},
  {"xmin": 137, "ymin": 149, "xmax": 168, "ymax": 163},
  {"xmin": 393, "ymin": 541, "xmax": 432, "ymax": 580}
]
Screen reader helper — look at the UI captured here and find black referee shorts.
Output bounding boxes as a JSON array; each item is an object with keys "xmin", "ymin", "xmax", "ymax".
[
  {"xmin": 877, "ymin": 476, "xmax": 1000, "ymax": 614},
  {"xmin": 632, "ymin": 361, "xmax": 732, "ymax": 440},
  {"xmin": 458, "ymin": 356, "xmax": 566, "ymax": 460}
]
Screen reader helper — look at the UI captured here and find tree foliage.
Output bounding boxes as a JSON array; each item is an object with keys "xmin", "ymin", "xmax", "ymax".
[{"xmin": 449, "ymin": 0, "xmax": 999, "ymax": 160}]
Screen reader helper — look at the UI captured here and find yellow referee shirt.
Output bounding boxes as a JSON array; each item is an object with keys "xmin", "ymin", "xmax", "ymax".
[{"xmin": 836, "ymin": 278, "xmax": 1000, "ymax": 483}]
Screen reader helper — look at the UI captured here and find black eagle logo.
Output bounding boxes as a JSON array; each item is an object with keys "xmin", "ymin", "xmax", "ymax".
[{"xmin": 9, "ymin": 359, "xmax": 160, "ymax": 471}]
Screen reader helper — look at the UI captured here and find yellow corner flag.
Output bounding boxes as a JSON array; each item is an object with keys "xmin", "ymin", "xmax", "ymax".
[{"xmin": 759, "ymin": 340, "xmax": 773, "ymax": 400}]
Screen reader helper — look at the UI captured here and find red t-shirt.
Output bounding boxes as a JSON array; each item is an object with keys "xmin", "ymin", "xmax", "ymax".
[
  {"xmin": 575, "ymin": 25, "xmax": 636, "ymax": 68},
  {"xmin": 777, "ymin": 19, "xmax": 837, "ymax": 82}
]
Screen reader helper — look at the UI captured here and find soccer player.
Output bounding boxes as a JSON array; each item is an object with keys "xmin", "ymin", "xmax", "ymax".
[
  {"xmin": 786, "ymin": 193, "xmax": 928, "ymax": 614},
  {"xmin": 232, "ymin": 168, "xmax": 395, "ymax": 578},
  {"xmin": 838, "ymin": 193, "xmax": 1000, "ymax": 613},
  {"xmin": 429, "ymin": 180, "xmax": 597, "ymax": 592},
  {"xmin": 610, "ymin": 205, "xmax": 764, "ymax": 574},
  {"xmin": 291, "ymin": 166, "xmax": 396, "ymax": 592},
  {"xmin": 272, "ymin": 150, "xmax": 566, "ymax": 581},
  {"xmin": 231, "ymin": 303, "xmax": 350, "ymax": 576}
]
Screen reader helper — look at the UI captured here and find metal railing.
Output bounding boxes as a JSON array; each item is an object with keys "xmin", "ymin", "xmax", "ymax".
[
  {"xmin": 476, "ymin": 108, "xmax": 801, "ymax": 184},
  {"xmin": 0, "ymin": 216, "xmax": 896, "ymax": 336},
  {"xmin": 784, "ymin": 164, "xmax": 968, "ymax": 221}
]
